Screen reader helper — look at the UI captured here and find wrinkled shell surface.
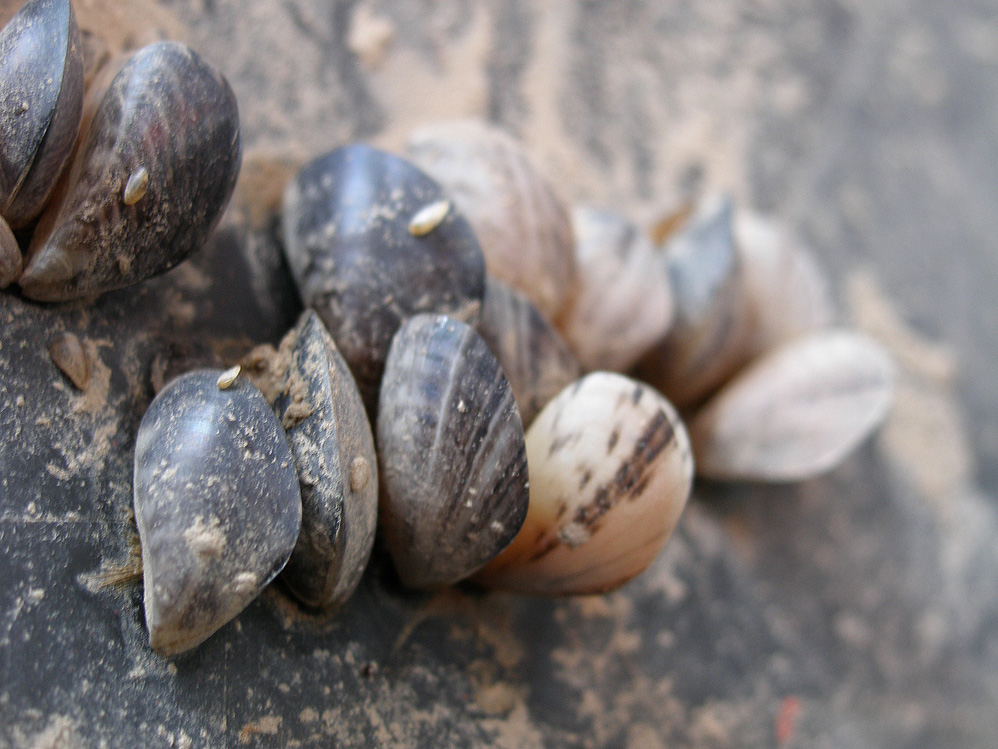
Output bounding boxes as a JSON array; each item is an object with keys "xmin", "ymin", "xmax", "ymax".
[
  {"xmin": 477, "ymin": 277, "xmax": 581, "ymax": 427},
  {"xmin": 277, "ymin": 311, "xmax": 378, "ymax": 609},
  {"xmin": 377, "ymin": 314, "xmax": 529, "ymax": 590},
  {"xmin": 406, "ymin": 119, "xmax": 576, "ymax": 321},
  {"xmin": 736, "ymin": 209, "xmax": 835, "ymax": 357},
  {"xmin": 20, "ymin": 41, "xmax": 241, "ymax": 301},
  {"xmin": 133, "ymin": 370, "xmax": 302, "ymax": 656},
  {"xmin": 0, "ymin": 0, "xmax": 83, "ymax": 228},
  {"xmin": 474, "ymin": 372, "xmax": 693, "ymax": 595},
  {"xmin": 282, "ymin": 144, "xmax": 486, "ymax": 413},
  {"xmin": 689, "ymin": 330, "xmax": 895, "ymax": 481},
  {"xmin": 635, "ymin": 195, "xmax": 754, "ymax": 410},
  {"xmin": 558, "ymin": 206, "xmax": 674, "ymax": 372}
]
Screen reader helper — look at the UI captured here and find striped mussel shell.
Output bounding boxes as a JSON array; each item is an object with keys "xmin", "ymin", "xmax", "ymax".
[
  {"xmin": 477, "ymin": 277, "xmax": 581, "ymax": 427},
  {"xmin": 405, "ymin": 119, "xmax": 576, "ymax": 322},
  {"xmin": 689, "ymin": 330, "xmax": 895, "ymax": 481},
  {"xmin": 377, "ymin": 314, "xmax": 529, "ymax": 590},
  {"xmin": 557, "ymin": 206, "xmax": 675, "ymax": 373},
  {"xmin": 474, "ymin": 372, "xmax": 693, "ymax": 596}
]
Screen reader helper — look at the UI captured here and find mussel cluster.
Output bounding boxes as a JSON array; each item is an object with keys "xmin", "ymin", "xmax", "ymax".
[
  {"xmin": 131, "ymin": 121, "xmax": 893, "ymax": 655},
  {"xmin": 1, "ymin": 1, "xmax": 895, "ymax": 657},
  {"xmin": 0, "ymin": 0, "xmax": 240, "ymax": 300}
]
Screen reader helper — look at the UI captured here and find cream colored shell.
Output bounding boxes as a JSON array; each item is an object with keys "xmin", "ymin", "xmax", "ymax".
[
  {"xmin": 690, "ymin": 330, "xmax": 895, "ymax": 481},
  {"xmin": 405, "ymin": 119, "xmax": 576, "ymax": 321},
  {"xmin": 474, "ymin": 372, "xmax": 693, "ymax": 595},
  {"xmin": 736, "ymin": 210, "xmax": 834, "ymax": 357},
  {"xmin": 558, "ymin": 206, "xmax": 674, "ymax": 373}
]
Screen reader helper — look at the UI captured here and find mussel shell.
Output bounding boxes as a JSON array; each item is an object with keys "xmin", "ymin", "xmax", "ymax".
[
  {"xmin": 377, "ymin": 314, "xmax": 529, "ymax": 590},
  {"xmin": 558, "ymin": 206, "xmax": 674, "ymax": 373},
  {"xmin": 406, "ymin": 119, "xmax": 576, "ymax": 322},
  {"xmin": 477, "ymin": 277, "xmax": 581, "ymax": 427},
  {"xmin": 20, "ymin": 41, "xmax": 241, "ymax": 301},
  {"xmin": 474, "ymin": 373, "xmax": 693, "ymax": 595},
  {"xmin": 689, "ymin": 330, "xmax": 895, "ymax": 481},
  {"xmin": 276, "ymin": 311, "xmax": 378, "ymax": 609},
  {"xmin": 634, "ymin": 195, "xmax": 754, "ymax": 410},
  {"xmin": 735, "ymin": 209, "xmax": 835, "ymax": 357},
  {"xmin": 0, "ymin": 0, "xmax": 83, "ymax": 228},
  {"xmin": 282, "ymin": 145, "xmax": 486, "ymax": 414},
  {"xmin": 133, "ymin": 370, "xmax": 302, "ymax": 656}
]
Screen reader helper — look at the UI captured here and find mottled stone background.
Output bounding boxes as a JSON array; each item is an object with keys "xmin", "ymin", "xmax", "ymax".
[{"xmin": 2, "ymin": 0, "xmax": 997, "ymax": 746}]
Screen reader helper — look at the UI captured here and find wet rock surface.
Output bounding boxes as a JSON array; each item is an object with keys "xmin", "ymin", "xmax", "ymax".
[{"xmin": 2, "ymin": 0, "xmax": 998, "ymax": 746}]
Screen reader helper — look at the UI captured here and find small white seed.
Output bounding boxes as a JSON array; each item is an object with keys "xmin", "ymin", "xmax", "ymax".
[
  {"xmin": 349, "ymin": 456, "xmax": 370, "ymax": 492},
  {"xmin": 216, "ymin": 365, "xmax": 241, "ymax": 390},
  {"xmin": 408, "ymin": 199, "xmax": 450, "ymax": 236},
  {"xmin": 123, "ymin": 167, "xmax": 150, "ymax": 206}
]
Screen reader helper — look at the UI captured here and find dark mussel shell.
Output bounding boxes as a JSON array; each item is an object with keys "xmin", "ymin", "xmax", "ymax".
[
  {"xmin": 133, "ymin": 370, "xmax": 301, "ymax": 656},
  {"xmin": 20, "ymin": 41, "xmax": 241, "ymax": 302},
  {"xmin": 377, "ymin": 314, "xmax": 529, "ymax": 589},
  {"xmin": 276, "ymin": 311, "xmax": 378, "ymax": 609},
  {"xmin": 635, "ymin": 195, "xmax": 754, "ymax": 410},
  {"xmin": 0, "ymin": 216, "xmax": 20, "ymax": 287},
  {"xmin": 477, "ymin": 277, "xmax": 581, "ymax": 428},
  {"xmin": 0, "ymin": 0, "xmax": 83, "ymax": 228},
  {"xmin": 282, "ymin": 144, "xmax": 486, "ymax": 414}
]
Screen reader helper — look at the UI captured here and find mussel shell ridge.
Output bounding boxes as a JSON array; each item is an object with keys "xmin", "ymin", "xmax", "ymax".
[
  {"xmin": 277, "ymin": 311, "xmax": 378, "ymax": 609},
  {"xmin": 133, "ymin": 370, "xmax": 302, "ymax": 656},
  {"xmin": 477, "ymin": 277, "xmax": 581, "ymax": 428},
  {"xmin": 20, "ymin": 41, "xmax": 241, "ymax": 301},
  {"xmin": 0, "ymin": 0, "xmax": 83, "ymax": 227},
  {"xmin": 377, "ymin": 314, "xmax": 529, "ymax": 589}
]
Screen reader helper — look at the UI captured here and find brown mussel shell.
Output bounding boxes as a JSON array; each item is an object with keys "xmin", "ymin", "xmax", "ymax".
[
  {"xmin": 133, "ymin": 369, "xmax": 302, "ymax": 656},
  {"xmin": 405, "ymin": 119, "xmax": 576, "ymax": 322},
  {"xmin": 474, "ymin": 372, "xmax": 693, "ymax": 595},
  {"xmin": 0, "ymin": 0, "xmax": 83, "ymax": 229},
  {"xmin": 275, "ymin": 311, "xmax": 378, "ymax": 610},
  {"xmin": 477, "ymin": 277, "xmax": 581, "ymax": 427},
  {"xmin": 558, "ymin": 206, "xmax": 675, "ymax": 373},
  {"xmin": 282, "ymin": 144, "xmax": 486, "ymax": 413},
  {"xmin": 20, "ymin": 41, "xmax": 241, "ymax": 302},
  {"xmin": 377, "ymin": 314, "xmax": 529, "ymax": 590}
]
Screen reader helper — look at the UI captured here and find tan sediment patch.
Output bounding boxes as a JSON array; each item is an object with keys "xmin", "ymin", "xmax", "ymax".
[{"xmin": 847, "ymin": 269, "xmax": 974, "ymax": 503}]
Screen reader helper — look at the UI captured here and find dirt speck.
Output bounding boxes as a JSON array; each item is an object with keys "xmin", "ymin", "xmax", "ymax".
[
  {"xmin": 12, "ymin": 714, "xmax": 77, "ymax": 749},
  {"xmin": 475, "ymin": 681, "xmax": 520, "ymax": 716},
  {"xmin": 348, "ymin": 5, "xmax": 396, "ymax": 70},
  {"xmin": 239, "ymin": 714, "xmax": 282, "ymax": 743}
]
